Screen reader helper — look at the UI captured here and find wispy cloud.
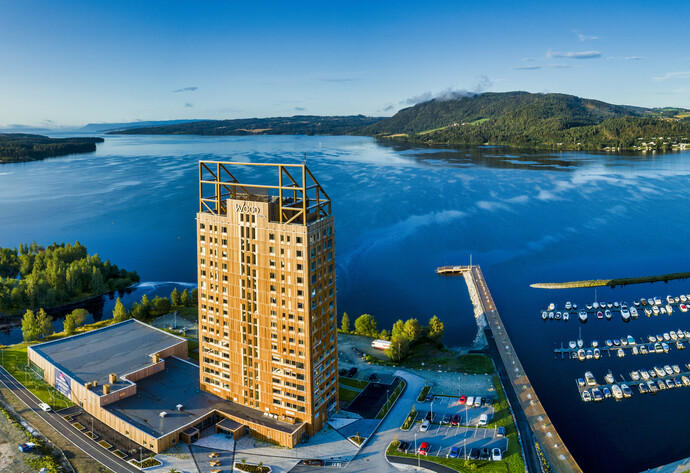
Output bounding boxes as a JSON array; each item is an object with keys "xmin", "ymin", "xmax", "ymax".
[
  {"xmin": 548, "ymin": 64, "xmax": 571, "ymax": 69},
  {"xmin": 184, "ymin": 102, "xmax": 193, "ymax": 108},
  {"xmin": 547, "ymin": 49, "xmax": 602, "ymax": 59},
  {"xmin": 381, "ymin": 104, "xmax": 395, "ymax": 112},
  {"xmin": 316, "ymin": 77, "xmax": 361, "ymax": 83},
  {"xmin": 625, "ymin": 56, "xmax": 645, "ymax": 61},
  {"xmin": 521, "ymin": 57, "xmax": 537, "ymax": 62},
  {"xmin": 173, "ymin": 86, "xmax": 198, "ymax": 93},
  {"xmin": 294, "ymin": 106, "xmax": 305, "ymax": 111},
  {"xmin": 652, "ymin": 71, "xmax": 690, "ymax": 81},
  {"xmin": 400, "ymin": 76, "xmax": 493, "ymax": 105},
  {"xmin": 511, "ymin": 65, "xmax": 542, "ymax": 70}
]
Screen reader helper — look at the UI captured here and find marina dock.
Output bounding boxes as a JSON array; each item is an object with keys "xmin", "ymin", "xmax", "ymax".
[{"xmin": 451, "ymin": 265, "xmax": 582, "ymax": 473}]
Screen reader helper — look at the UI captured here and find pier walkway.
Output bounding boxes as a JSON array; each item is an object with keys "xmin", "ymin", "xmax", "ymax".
[{"xmin": 442, "ymin": 264, "xmax": 582, "ymax": 473}]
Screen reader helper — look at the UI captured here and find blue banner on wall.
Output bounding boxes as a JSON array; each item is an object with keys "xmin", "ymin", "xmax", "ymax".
[{"xmin": 54, "ymin": 369, "xmax": 71, "ymax": 398}]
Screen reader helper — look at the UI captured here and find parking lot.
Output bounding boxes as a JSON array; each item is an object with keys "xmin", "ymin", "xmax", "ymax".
[
  {"xmin": 418, "ymin": 395, "xmax": 495, "ymax": 427},
  {"xmin": 401, "ymin": 420, "xmax": 508, "ymax": 460}
]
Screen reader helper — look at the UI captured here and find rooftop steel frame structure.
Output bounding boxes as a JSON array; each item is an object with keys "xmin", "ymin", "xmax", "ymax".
[{"xmin": 198, "ymin": 161, "xmax": 332, "ymax": 225}]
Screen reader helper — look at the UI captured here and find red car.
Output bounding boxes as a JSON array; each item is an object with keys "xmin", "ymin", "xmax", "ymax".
[
  {"xmin": 459, "ymin": 395, "xmax": 467, "ymax": 405},
  {"xmin": 451, "ymin": 414, "xmax": 460, "ymax": 426},
  {"xmin": 418, "ymin": 442, "xmax": 430, "ymax": 456}
]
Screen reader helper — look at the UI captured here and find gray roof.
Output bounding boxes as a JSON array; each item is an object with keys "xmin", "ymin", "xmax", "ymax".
[
  {"xmin": 106, "ymin": 357, "xmax": 303, "ymax": 438},
  {"xmin": 30, "ymin": 319, "xmax": 185, "ymax": 395}
]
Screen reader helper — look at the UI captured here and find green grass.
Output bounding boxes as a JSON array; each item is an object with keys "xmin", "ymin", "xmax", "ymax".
[
  {"xmin": 339, "ymin": 386, "xmax": 360, "ymax": 404},
  {"xmin": 387, "ymin": 441, "xmax": 508, "ymax": 472},
  {"xmin": 130, "ymin": 458, "xmax": 161, "ymax": 468},
  {"xmin": 375, "ymin": 379, "xmax": 406, "ymax": 419},
  {"xmin": 339, "ymin": 377, "xmax": 369, "ymax": 390},
  {"xmin": 470, "ymin": 118, "xmax": 490, "ymax": 125},
  {"xmin": 456, "ymin": 354, "xmax": 495, "ymax": 374},
  {"xmin": 401, "ymin": 409, "xmax": 417, "ymax": 430},
  {"xmin": 419, "ymin": 125, "xmax": 452, "ymax": 135},
  {"xmin": 490, "ymin": 375, "xmax": 526, "ymax": 473},
  {"xmin": 0, "ymin": 344, "xmax": 72, "ymax": 410},
  {"xmin": 174, "ymin": 305, "xmax": 199, "ymax": 322},
  {"xmin": 531, "ymin": 270, "xmax": 690, "ymax": 289},
  {"xmin": 417, "ymin": 385, "xmax": 431, "ymax": 402}
]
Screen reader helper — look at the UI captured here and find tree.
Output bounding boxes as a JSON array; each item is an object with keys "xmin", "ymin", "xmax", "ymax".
[
  {"xmin": 36, "ymin": 308, "xmax": 53, "ymax": 338},
  {"xmin": 64, "ymin": 314, "xmax": 77, "ymax": 335},
  {"xmin": 70, "ymin": 308, "xmax": 88, "ymax": 327},
  {"xmin": 427, "ymin": 315, "xmax": 445, "ymax": 342},
  {"xmin": 180, "ymin": 289, "xmax": 191, "ymax": 307},
  {"xmin": 190, "ymin": 288, "xmax": 198, "ymax": 304},
  {"xmin": 403, "ymin": 318, "xmax": 421, "ymax": 342},
  {"xmin": 170, "ymin": 288, "xmax": 181, "ymax": 306},
  {"xmin": 112, "ymin": 297, "xmax": 128, "ymax": 322},
  {"xmin": 385, "ymin": 335, "xmax": 410, "ymax": 362},
  {"xmin": 340, "ymin": 313, "xmax": 350, "ymax": 332},
  {"xmin": 152, "ymin": 296, "xmax": 171, "ymax": 316},
  {"xmin": 139, "ymin": 295, "xmax": 151, "ymax": 319},
  {"xmin": 379, "ymin": 329, "xmax": 390, "ymax": 340},
  {"xmin": 21, "ymin": 309, "xmax": 40, "ymax": 341},
  {"xmin": 354, "ymin": 314, "xmax": 378, "ymax": 337},
  {"xmin": 391, "ymin": 319, "xmax": 405, "ymax": 339}
]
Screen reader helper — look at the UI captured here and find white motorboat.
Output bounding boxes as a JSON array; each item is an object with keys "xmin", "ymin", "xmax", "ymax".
[
  {"xmin": 630, "ymin": 307, "xmax": 638, "ymax": 318},
  {"xmin": 666, "ymin": 304, "xmax": 673, "ymax": 315},
  {"xmin": 541, "ymin": 311, "xmax": 548, "ymax": 320},
  {"xmin": 565, "ymin": 301, "xmax": 572, "ymax": 310},
  {"xmin": 605, "ymin": 372, "xmax": 615, "ymax": 384},
  {"xmin": 585, "ymin": 371, "xmax": 596, "ymax": 385},
  {"xmin": 611, "ymin": 384, "xmax": 623, "ymax": 399},
  {"xmin": 563, "ymin": 311, "xmax": 569, "ymax": 321},
  {"xmin": 579, "ymin": 310, "xmax": 588, "ymax": 322},
  {"xmin": 548, "ymin": 302, "xmax": 556, "ymax": 311},
  {"xmin": 605, "ymin": 309, "xmax": 612, "ymax": 320},
  {"xmin": 582, "ymin": 390, "xmax": 592, "ymax": 402},
  {"xmin": 569, "ymin": 340, "xmax": 577, "ymax": 349}
]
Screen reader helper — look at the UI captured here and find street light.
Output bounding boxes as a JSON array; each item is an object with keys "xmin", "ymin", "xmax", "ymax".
[{"xmin": 415, "ymin": 433, "xmax": 419, "ymax": 467}]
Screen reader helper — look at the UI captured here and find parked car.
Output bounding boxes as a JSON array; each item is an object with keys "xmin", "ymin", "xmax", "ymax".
[
  {"xmin": 424, "ymin": 411, "xmax": 435, "ymax": 422},
  {"xmin": 467, "ymin": 396, "xmax": 475, "ymax": 406},
  {"xmin": 496, "ymin": 426, "xmax": 506, "ymax": 438},
  {"xmin": 303, "ymin": 459, "xmax": 324, "ymax": 466},
  {"xmin": 420, "ymin": 420, "xmax": 430, "ymax": 432},
  {"xmin": 441, "ymin": 414, "xmax": 451, "ymax": 425},
  {"xmin": 447, "ymin": 446, "xmax": 459, "ymax": 458},
  {"xmin": 459, "ymin": 395, "xmax": 467, "ymax": 404},
  {"xmin": 468, "ymin": 448, "xmax": 480, "ymax": 460},
  {"xmin": 418, "ymin": 441, "xmax": 430, "ymax": 456},
  {"xmin": 480, "ymin": 448, "xmax": 490, "ymax": 460},
  {"xmin": 451, "ymin": 414, "xmax": 460, "ymax": 426},
  {"xmin": 474, "ymin": 397, "xmax": 482, "ymax": 407},
  {"xmin": 491, "ymin": 448, "xmax": 503, "ymax": 461},
  {"xmin": 396, "ymin": 441, "xmax": 409, "ymax": 453},
  {"xmin": 338, "ymin": 368, "xmax": 347, "ymax": 376},
  {"xmin": 347, "ymin": 367, "xmax": 357, "ymax": 377},
  {"xmin": 478, "ymin": 414, "xmax": 489, "ymax": 426},
  {"xmin": 18, "ymin": 443, "xmax": 36, "ymax": 452},
  {"xmin": 425, "ymin": 393, "xmax": 434, "ymax": 402},
  {"xmin": 38, "ymin": 402, "xmax": 51, "ymax": 412}
]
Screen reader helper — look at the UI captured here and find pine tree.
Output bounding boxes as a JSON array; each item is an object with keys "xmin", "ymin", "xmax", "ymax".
[
  {"xmin": 190, "ymin": 288, "xmax": 198, "ymax": 304},
  {"xmin": 36, "ymin": 308, "xmax": 53, "ymax": 338},
  {"xmin": 112, "ymin": 297, "xmax": 128, "ymax": 322},
  {"xmin": 170, "ymin": 288, "xmax": 181, "ymax": 306},
  {"xmin": 403, "ymin": 318, "xmax": 421, "ymax": 342},
  {"xmin": 180, "ymin": 289, "xmax": 191, "ymax": 307},
  {"xmin": 64, "ymin": 313, "xmax": 77, "ymax": 335},
  {"xmin": 340, "ymin": 313, "xmax": 350, "ymax": 332},
  {"xmin": 427, "ymin": 315, "xmax": 445, "ymax": 342}
]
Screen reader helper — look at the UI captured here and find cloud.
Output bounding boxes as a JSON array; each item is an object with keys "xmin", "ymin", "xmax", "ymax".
[
  {"xmin": 382, "ymin": 104, "xmax": 395, "ymax": 112},
  {"xmin": 521, "ymin": 57, "xmax": 537, "ymax": 62},
  {"xmin": 294, "ymin": 106, "xmax": 306, "ymax": 111},
  {"xmin": 548, "ymin": 64, "xmax": 571, "ymax": 69},
  {"xmin": 577, "ymin": 33, "xmax": 599, "ymax": 41},
  {"xmin": 652, "ymin": 71, "xmax": 690, "ymax": 82},
  {"xmin": 400, "ymin": 76, "xmax": 493, "ymax": 105},
  {"xmin": 547, "ymin": 49, "xmax": 602, "ymax": 59},
  {"xmin": 184, "ymin": 102, "xmax": 193, "ymax": 108},
  {"xmin": 316, "ymin": 77, "xmax": 361, "ymax": 83},
  {"xmin": 173, "ymin": 86, "xmax": 198, "ymax": 93},
  {"xmin": 511, "ymin": 65, "xmax": 542, "ymax": 70},
  {"xmin": 625, "ymin": 56, "xmax": 645, "ymax": 61}
]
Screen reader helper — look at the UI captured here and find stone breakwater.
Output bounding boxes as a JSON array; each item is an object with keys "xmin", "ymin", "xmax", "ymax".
[{"xmin": 463, "ymin": 270, "xmax": 488, "ymax": 350}]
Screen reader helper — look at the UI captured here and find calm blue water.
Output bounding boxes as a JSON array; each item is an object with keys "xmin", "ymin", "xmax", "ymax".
[{"xmin": 2, "ymin": 135, "xmax": 690, "ymax": 472}]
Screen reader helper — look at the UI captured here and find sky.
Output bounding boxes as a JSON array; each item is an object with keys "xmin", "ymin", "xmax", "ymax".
[{"xmin": 1, "ymin": 0, "xmax": 690, "ymax": 128}]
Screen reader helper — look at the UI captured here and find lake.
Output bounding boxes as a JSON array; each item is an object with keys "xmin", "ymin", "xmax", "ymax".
[{"xmin": 2, "ymin": 134, "xmax": 690, "ymax": 472}]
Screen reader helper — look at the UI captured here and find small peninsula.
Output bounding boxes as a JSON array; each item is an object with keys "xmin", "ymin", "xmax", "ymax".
[{"xmin": 0, "ymin": 133, "xmax": 104, "ymax": 164}]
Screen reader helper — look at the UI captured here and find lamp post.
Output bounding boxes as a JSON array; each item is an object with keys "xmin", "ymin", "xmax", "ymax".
[{"xmin": 415, "ymin": 433, "xmax": 419, "ymax": 467}]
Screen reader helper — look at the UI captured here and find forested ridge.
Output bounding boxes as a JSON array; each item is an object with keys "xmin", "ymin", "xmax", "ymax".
[
  {"xmin": 361, "ymin": 92, "xmax": 690, "ymax": 150},
  {"xmin": 0, "ymin": 133, "xmax": 103, "ymax": 163},
  {"xmin": 0, "ymin": 242, "xmax": 139, "ymax": 316}
]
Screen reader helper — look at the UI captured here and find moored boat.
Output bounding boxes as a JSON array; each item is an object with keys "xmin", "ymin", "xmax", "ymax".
[
  {"xmin": 582, "ymin": 390, "xmax": 592, "ymax": 402},
  {"xmin": 579, "ymin": 310, "xmax": 588, "ymax": 322},
  {"xmin": 611, "ymin": 384, "xmax": 623, "ymax": 399}
]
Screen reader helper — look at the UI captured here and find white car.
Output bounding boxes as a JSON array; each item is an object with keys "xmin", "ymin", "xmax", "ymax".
[
  {"xmin": 38, "ymin": 402, "xmax": 51, "ymax": 412},
  {"xmin": 466, "ymin": 396, "xmax": 475, "ymax": 406},
  {"xmin": 478, "ymin": 414, "xmax": 488, "ymax": 426},
  {"xmin": 491, "ymin": 448, "xmax": 503, "ymax": 461},
  {"xmin": 420, "ymin": 420, "xmax": 430, "ymax": 432}
]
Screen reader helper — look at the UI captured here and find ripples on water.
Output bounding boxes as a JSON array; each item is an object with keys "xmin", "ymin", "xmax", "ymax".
[{"xmin": 1, "ymin": 135, "xmax": 690, "ymax": 472}]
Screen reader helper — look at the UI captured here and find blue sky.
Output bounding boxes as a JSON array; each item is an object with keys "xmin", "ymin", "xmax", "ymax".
[{"xmin": 1, "ymin": 0, "xmax": 689, "ymax": 127}]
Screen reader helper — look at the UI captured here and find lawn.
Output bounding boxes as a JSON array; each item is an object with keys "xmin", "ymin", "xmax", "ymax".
[
  {"xmin": 489, "ymin": 375, "xmax": 526, "ymax": 473},
  {"xmin": 338, "ymin": 386, "xmax": 360, "ymax": 404},
  {"xmin": 387, "ymin": 441, "xmax": 508, "ymax": 472},
  {"xmin": 339, "ymin": 377, "xmax": 369, "ymax": 390},
  {"xmin": 417, "ymin": 385, "xmax": 431, "ymax": 402},
  {"xmin": 384, "ymin": 342, "xmax": 494, "ymax": 374},
  {"xmin": 0, "ymin": 344, "xmax": 72, "ymax": 410},
  {"xmin": 456, "ymin": 354, "xmax": 495, "ymax": 374},
  {"xmin": 175, "ymin": 305, "xmax": 199, "ymax": 322}
]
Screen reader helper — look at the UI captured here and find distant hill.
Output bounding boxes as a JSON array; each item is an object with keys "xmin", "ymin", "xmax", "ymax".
[
  {"xmin": 78, "ymin": 119, "xmax": 201, "ymax": 133},
  {"xmin": 0, "ymin": 133, "xmax": 103, "ymax": 164},
  {"xmin": 108, "ymin": 115, "xmax": 383, "ymax": 136},
  {"xmin": 362, "ymin": 92, "xmax": 690, "ymax": 151}
]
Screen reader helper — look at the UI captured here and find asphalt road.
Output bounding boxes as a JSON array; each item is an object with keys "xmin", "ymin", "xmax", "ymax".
[{"xmin": 0, "ymin": 365, "xmax": 138, "ymax": 473}]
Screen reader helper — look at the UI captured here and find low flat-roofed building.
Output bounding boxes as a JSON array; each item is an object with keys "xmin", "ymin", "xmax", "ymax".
[{"xmin": 28, "ymin": 319, "xmax": 305, "ymax": 452}]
